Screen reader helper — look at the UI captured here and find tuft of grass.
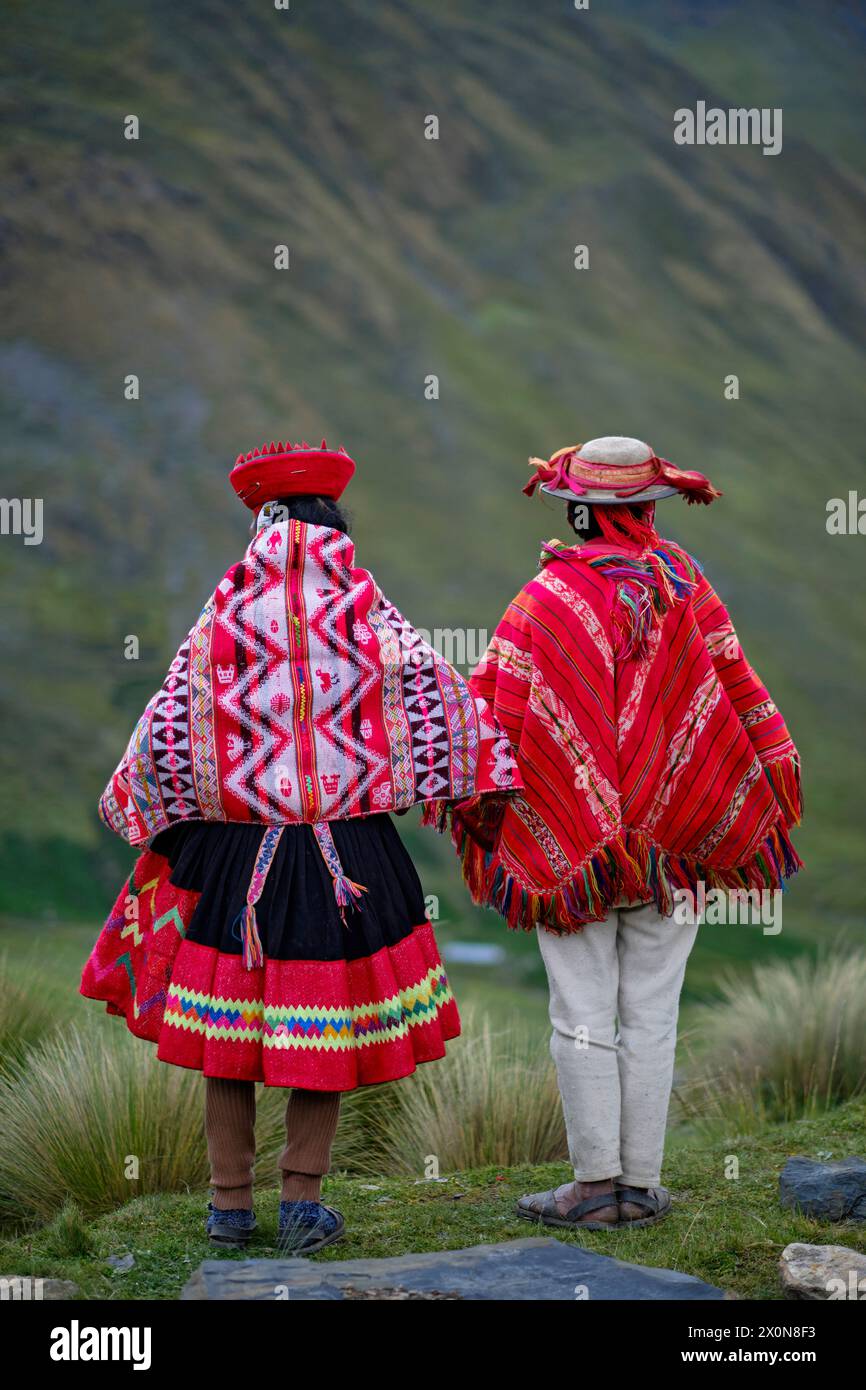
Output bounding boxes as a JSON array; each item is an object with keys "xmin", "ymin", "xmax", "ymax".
[
  {"xmin": 0, "ymin": 955, "xmax": 66, "ymax": 1071},
  {"xmin": 681, "ymin": 951, "xmax": 866, "ymax": 1132},
  {"xmin": 0, "ymin": 1026, "xmax": 209, "ymax": 1226},
  {"xmin": 42, "ymin": 1200, "xmax": 94, "ymax": 1259},
  {"xmin": 349, "ymin": 1009, "xmax": 566, "ymax": 1177}
]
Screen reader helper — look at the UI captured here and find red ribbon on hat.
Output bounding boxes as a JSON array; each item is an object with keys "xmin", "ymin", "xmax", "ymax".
[{"xmin": 523, "ymin": 447, "xmax": 721, "ymax": 506}]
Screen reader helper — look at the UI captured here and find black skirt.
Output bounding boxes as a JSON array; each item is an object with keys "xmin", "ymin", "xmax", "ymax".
[{"xmin": 150, "ymin": 814, "xmax": 428, "ymax": 963}]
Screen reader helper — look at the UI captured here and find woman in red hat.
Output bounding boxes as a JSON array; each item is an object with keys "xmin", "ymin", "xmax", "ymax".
[
  {"xmin": 81, "ymin": 440, "xmax": 520, "ymax": 1253},
  {"xmin": 425, "ymin": 436, "xmax": 802, "ymax": 1232}
]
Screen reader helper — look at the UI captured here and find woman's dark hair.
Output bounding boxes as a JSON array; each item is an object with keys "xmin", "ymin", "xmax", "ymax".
[{"xmin": 270, "ymin": 494, "xmax": 350, "ymax": 534}]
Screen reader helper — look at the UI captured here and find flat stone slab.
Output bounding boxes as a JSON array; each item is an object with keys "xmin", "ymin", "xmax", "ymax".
[
  {"xmin": 181, "ymin": 1237, "xmax": 726, "ymax": 1301},
  {"xmin": 779, "ymin": 1155, "xmax": 866, "ymax": 1222}
]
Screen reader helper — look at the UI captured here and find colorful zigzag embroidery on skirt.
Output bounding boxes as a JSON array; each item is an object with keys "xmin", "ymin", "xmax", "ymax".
[{"xmin": 163, "ymin": 963, "xmax": 453, "ymax": 1050}]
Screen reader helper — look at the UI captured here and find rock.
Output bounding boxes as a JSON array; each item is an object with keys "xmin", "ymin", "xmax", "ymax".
[
  {"xmin": 181, "ymin": 1237, "xmax": 726, "ymax": 1301},
  {"xmin": 779, "ymin": 1155, "xmax": 866, "ymax": 1222},
  {"xmin": 0, "ymin": 1275, "xmax": 79, "ymax": 1300},
  {"xmin": 107, "ymin": 1252, "xmax": 136, "ymax": 1272},
  {"xmin": 780, "ymin": 1243, "xmax": 866, "ymax": 1300}
]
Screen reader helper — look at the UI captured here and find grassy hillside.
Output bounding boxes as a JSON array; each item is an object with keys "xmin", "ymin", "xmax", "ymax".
[{"xmin": 1, "ymin": 0, "xmax": 864, "ymax": 951}]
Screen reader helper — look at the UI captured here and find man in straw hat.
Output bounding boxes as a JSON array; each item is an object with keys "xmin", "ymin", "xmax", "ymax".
[{"xmin": 425, "ymin": 436, "xmax": 802, "ymax": 1230}]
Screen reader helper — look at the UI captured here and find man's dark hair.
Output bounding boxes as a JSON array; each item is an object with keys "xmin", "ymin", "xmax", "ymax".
[
  {"xmin": 567, "ymin": 501, "xmax": 603, "ymax": 542},
  {"xmin": 269, "ymin": 494, "xmax": 351, "ymax": 534},
  {"xmin": 567, "ymin": 501, "xmax": 648, "ymax": 543}
]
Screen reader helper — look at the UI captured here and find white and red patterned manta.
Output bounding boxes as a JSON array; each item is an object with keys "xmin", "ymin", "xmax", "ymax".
[{"xmin": 100, "ymin": 519, "xmax": 521, "ymax": 846}]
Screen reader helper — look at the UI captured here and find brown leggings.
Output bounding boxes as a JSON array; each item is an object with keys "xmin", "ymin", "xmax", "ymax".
[{"xmin": 205, "ymin": 1077, "xmax": 341, "ymax": 1210}]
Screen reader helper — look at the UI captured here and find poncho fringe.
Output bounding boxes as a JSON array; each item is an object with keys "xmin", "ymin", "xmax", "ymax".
[
  {"xmin": 423, "ymin": 763, "xmax": 802, "ymax": 935},
  {"xmin": 763, "ymin": 754, "xmax": 803, "ymax": 830}
]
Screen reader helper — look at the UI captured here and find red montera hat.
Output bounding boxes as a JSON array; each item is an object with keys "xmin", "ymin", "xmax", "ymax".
[{"xmin": 230, "ymin": 439, "xmax": 356, "ymax": 510}]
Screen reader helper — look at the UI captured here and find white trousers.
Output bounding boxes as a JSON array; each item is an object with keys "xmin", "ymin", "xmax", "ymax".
[{"xmin": 536, "ymin": 904, "xmax": 699, "ymax": 1187}]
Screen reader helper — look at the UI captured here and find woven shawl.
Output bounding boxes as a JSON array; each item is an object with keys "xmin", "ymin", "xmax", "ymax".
[
  {"xmin": 424, "ymin": 535, "xmax": 802, "ymax": 932},
  {"xmin": 100, "ymin": 520, "xmax": 520, "ymax": 846}
]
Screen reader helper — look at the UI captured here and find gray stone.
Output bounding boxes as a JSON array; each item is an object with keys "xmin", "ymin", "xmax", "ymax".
[
  {"xmin": 181, "ymin": 1237, "xmax": 726, "ymax": 1301},
  {"xmin": 0, "ymin": 1275, "xmax": 79, "ymax": 1300},
  {"xmin": 107, "ymin": 1252, "xmax": 136, "ymax": 1272},
  {"xmin": 780, "ymin": 1242, "xmax": 866, "ymax": 1300},
  {"xmin": 779, "ymin": 1155, "xmax": 866, "ymax": 1222}
]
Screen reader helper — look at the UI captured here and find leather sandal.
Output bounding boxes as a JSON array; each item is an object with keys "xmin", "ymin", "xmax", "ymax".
[
  {"xmin": 516, "ymin": 1188, "xmax": 620, "ymax": 1230},
  {"xmin": 615, "ymin": 1184, "xmax": 672, "ymax": 1227}
]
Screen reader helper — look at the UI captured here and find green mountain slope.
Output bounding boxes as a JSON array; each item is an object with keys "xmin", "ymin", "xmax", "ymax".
[{"xmin": 1, "ymin": 0, "xmax": 864, "ymax": 932}]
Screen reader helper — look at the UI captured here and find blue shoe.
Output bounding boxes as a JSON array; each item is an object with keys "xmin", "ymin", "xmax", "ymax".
[
  {"xmin": 278, "ymin": 1200, "xmax": 345, "ymax": 1255},
  {"xmin": 206, "ymin": 1202, "xmax": 257, "ymax": 1248}
]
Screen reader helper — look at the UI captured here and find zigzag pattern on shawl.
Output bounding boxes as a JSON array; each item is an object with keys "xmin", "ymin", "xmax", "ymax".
[
  {"xmin": 430, "ymin": 658, "xmax": 478, "ymax": 800},
  {"xmin": 98, "ymin": 522, "xmax": 522, "ymax": 843},
  {"xmin": 124, "ymin": 697, "xmax": 164, "ymax": 836},
  {"xmin": 308, "ymin": 528, "xmax": 388, "ymax": 818},
  {"xmin": 216, "ymin": 543, "xmax": 290, "ymax": 820},
  {"xmin": 366, "ymin": 599, "xmax": 416, "ymax": 808}
]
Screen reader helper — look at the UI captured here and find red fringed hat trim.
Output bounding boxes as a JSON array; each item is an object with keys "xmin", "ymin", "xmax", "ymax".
[{"xmin": 230, "ymin": 439, "xmax": 356, "ymax": 509}]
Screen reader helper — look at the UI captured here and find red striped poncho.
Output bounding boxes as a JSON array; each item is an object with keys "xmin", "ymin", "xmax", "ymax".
[{"xmin": 424, "ymin": 534, "xmax": 802, "ymax": 932}]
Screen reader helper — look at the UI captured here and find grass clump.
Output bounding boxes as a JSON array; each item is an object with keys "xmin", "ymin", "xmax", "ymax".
[
  {"xmin": 0, "ymin": 1026, "xmax": 207, "ymax": 1226},
  {"xmin": 682, "ymin": 950, "xmax": 866, "ymax": 1131}
]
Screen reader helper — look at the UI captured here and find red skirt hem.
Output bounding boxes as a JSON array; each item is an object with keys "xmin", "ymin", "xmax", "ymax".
[{"xmin": 80, "ymin": 849, "xmax": 460, "ymax": 1090}]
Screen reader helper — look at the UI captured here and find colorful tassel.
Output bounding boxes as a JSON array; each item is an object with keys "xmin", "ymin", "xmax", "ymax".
[
  {"xmin": 237, "ymin": 903, "xmax": 264, "ymax": 971},
  {"xmin": 542, "ymin": 538, "xmax": 702, "ymax": 662},
  {"xmin": 312, "ymin": 821, "xmax": 367, "ymax": 925},
  {"xmin": 333, "ymin": 871, "xmax": 367, "ymax": 918},
  {"xmin": 234, "ymin": 826, "xmax": 284, "ymax": 970}
]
